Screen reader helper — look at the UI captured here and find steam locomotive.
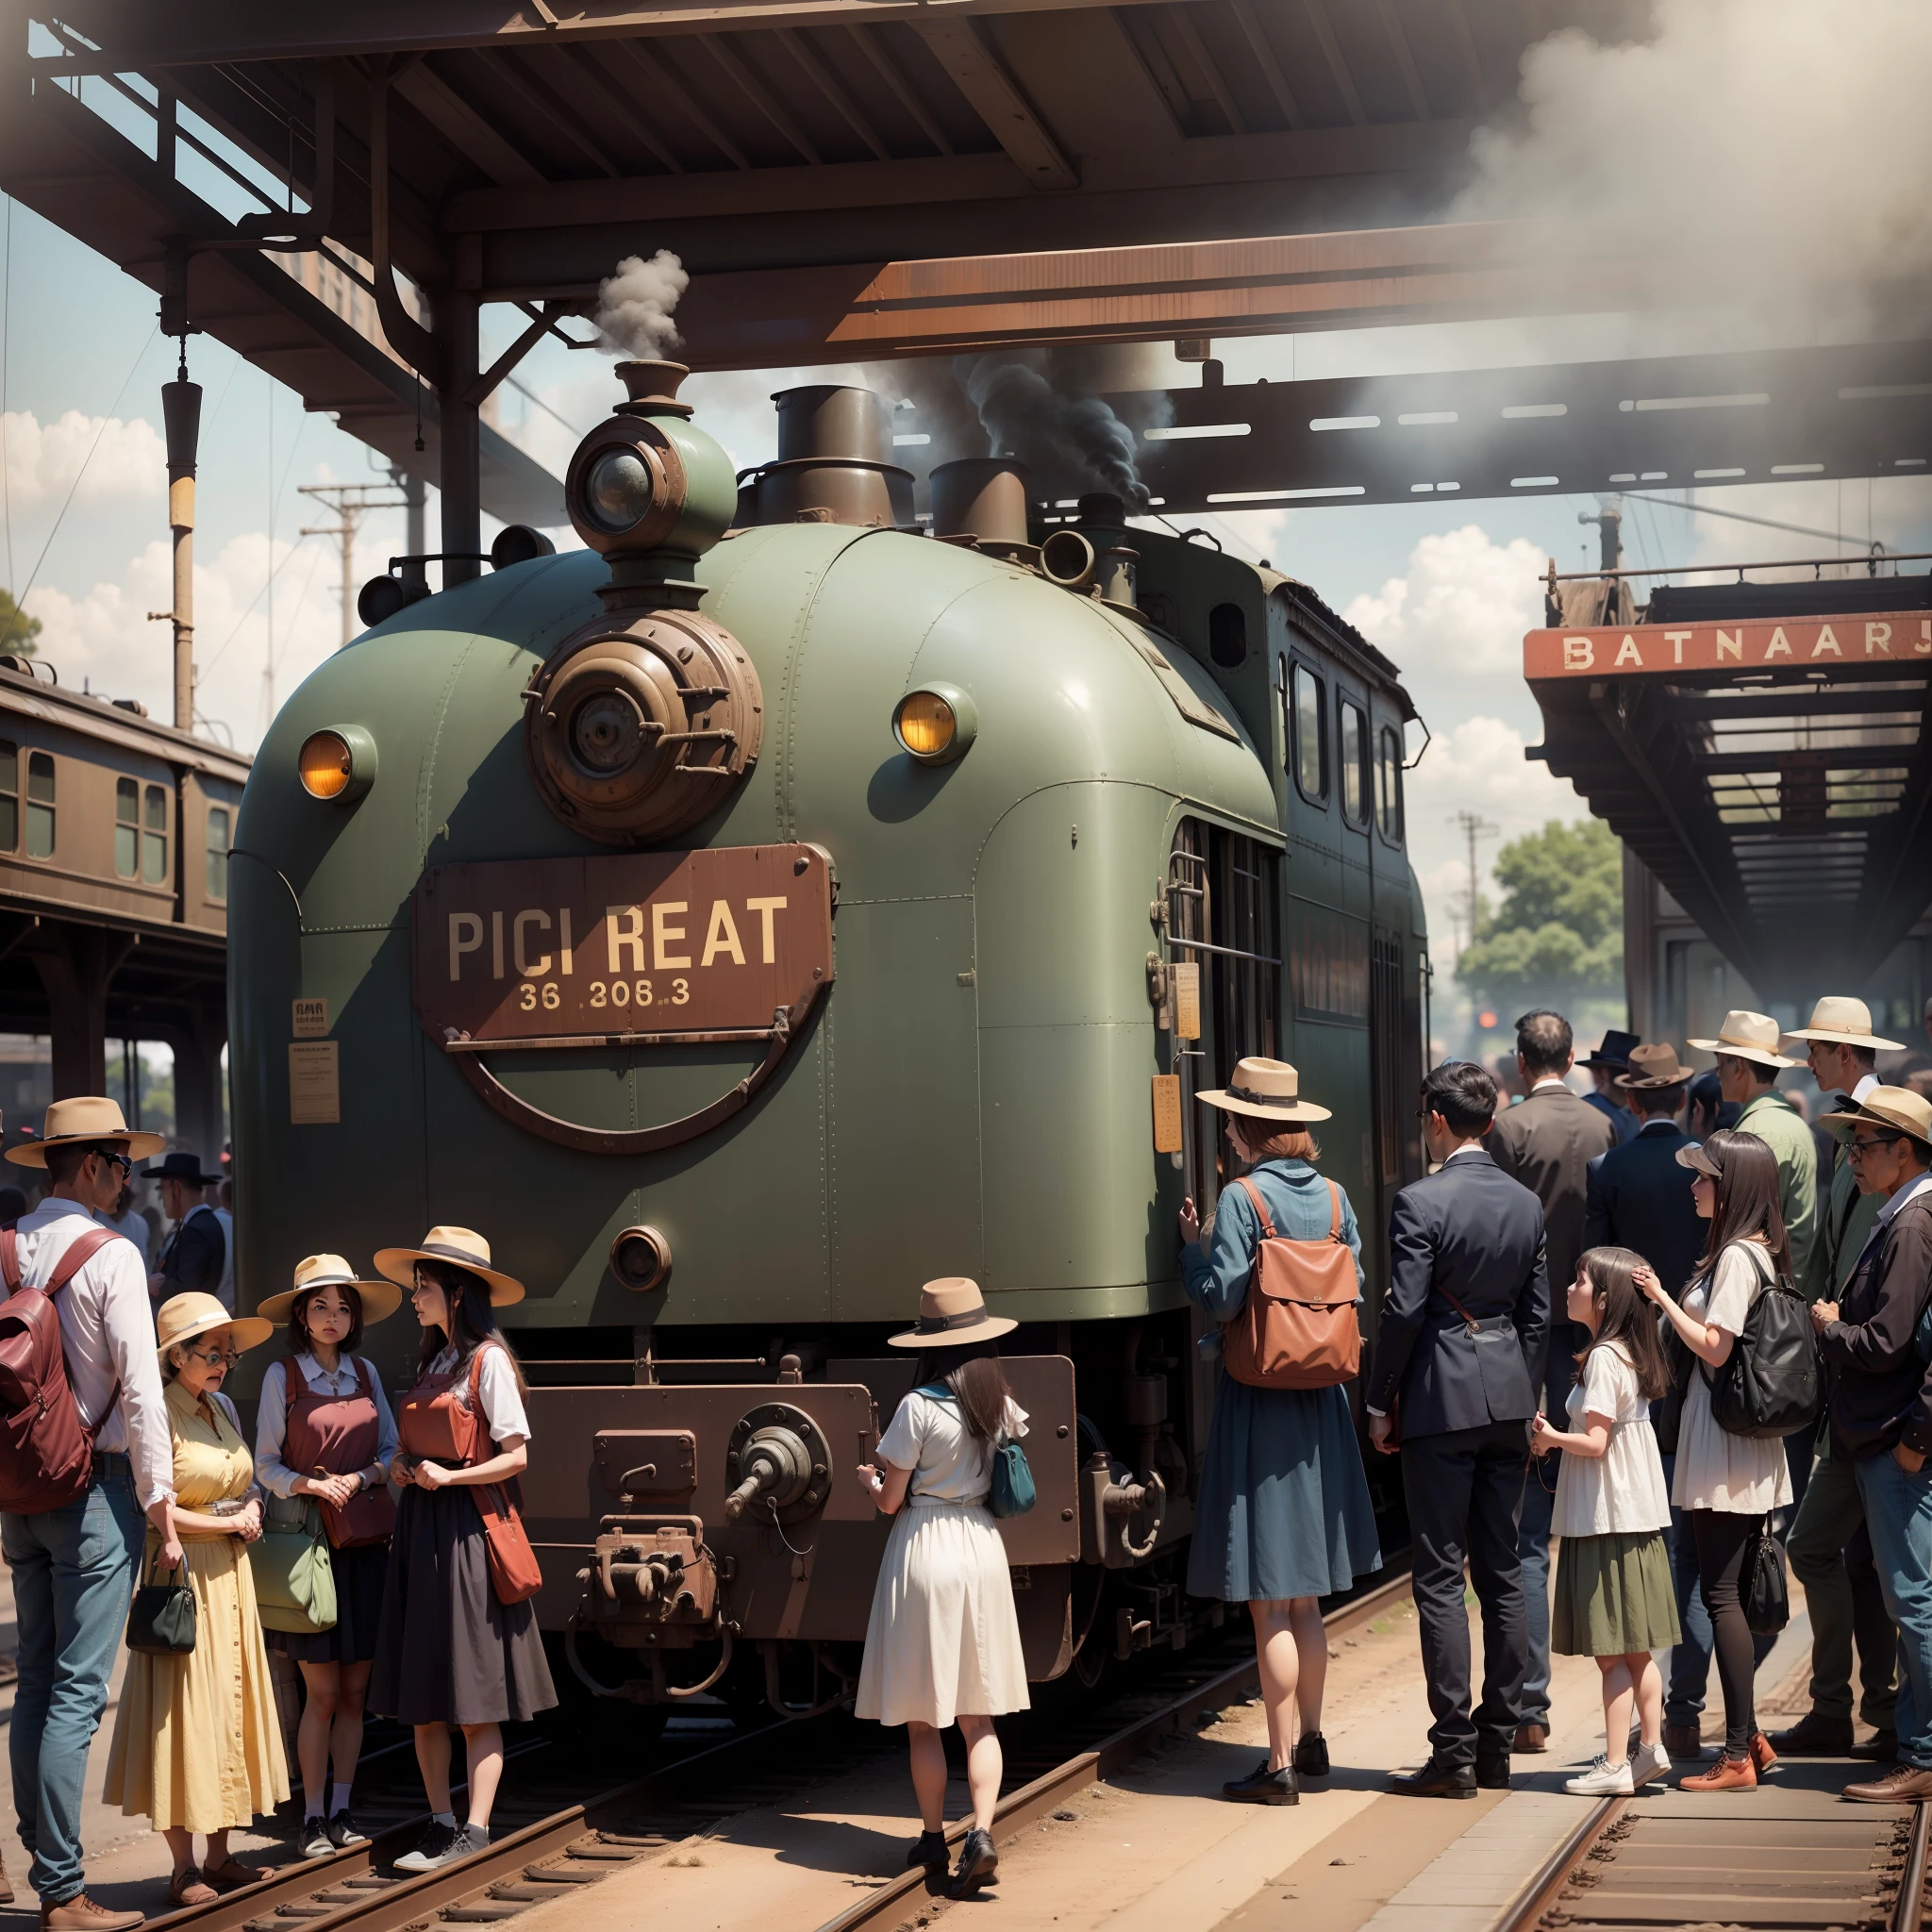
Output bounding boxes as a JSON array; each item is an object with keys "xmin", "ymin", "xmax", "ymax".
[{"xmin": 229, "ymin": 360, "xmax": 1429, "ymax": 1721}]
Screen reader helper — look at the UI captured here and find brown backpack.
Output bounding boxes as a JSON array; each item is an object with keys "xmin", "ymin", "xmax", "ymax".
[
  {"xmin": 0, "ymin": 1224, "xmax": 125, "ymax": 1514},
  {"xmin": 1221, "ymin": 1177, "xmax": 1363, "ymax": 1391}
]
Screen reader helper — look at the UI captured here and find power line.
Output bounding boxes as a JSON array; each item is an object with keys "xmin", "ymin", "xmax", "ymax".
[{"xmin": 1619, "ymin": 489, "xmax": 1891, "ymax": 553}]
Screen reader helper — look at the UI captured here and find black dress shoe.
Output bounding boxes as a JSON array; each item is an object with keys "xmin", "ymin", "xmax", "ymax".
[
  {"xmin": 1476, "ymin": 1757, "xmax": 1511, "ymax": 1790},
  {"xmin": 1390, "ymin": 1757, "xmax": 1477, "ymax": 1799},
  {"xmin": 1850, "ymin": 1729, "xmax": 1900, "ymax": 1761},
  {"xmin": 1292, "ymin": 1732, "xmax": 1330, "ymax": 1778},
  {"xmin": 1769, "ymin": 1710, "xmax": 1853, "ymax": 1755},
  {"xmin": 949, "ymin": 1828, "xmax": 998, "ymax": 1894},
  {"xmin": 1223, "ymin": 1758, "xmax": 1298, "ymax": 1805},
  {"xmin": 906, "ymin": 1830, "xmax": 948, "ymax": 1872}
]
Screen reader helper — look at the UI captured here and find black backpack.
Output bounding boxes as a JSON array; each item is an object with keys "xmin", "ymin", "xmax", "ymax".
[{"xmin": 1705, "ymin": 1243, "xmax": 1821, "ymax": 1441}]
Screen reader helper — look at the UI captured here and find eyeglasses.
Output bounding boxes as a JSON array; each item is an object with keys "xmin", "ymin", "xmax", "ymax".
[
  {"xmin": 181, "ymin": 1345, "xmax": 240, "ymax": 1368},
  {"xmin": 89, "ymin": 1147, "xmax": 132, "ymax": 1178},
  {"xmin": 1848, "ymin": 1135, "xmax": 1904, "ymax": 1158}
]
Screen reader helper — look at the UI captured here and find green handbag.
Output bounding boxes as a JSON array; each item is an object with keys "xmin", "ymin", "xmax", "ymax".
[{"xmin": 249, "ymin": 1495, "xmax": 338, "ymax": 1634}]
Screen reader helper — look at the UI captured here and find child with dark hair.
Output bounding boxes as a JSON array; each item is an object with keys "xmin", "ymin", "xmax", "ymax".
[{"xmin": 1532, "ymin": 1246, "xmax": 1681, "ymax": 1795}]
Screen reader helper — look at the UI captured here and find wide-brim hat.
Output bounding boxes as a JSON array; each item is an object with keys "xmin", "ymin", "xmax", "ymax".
[
  {"xmin": 1687, "ymin": 1009, "xmax": 1799, "ymax": 1071},
  {"xmin": 256, "ymin": 1253, "xmax": 403, "ymax": 1326},
  {"xmin": 1674, "ymin": 1141, "xmax": 1724, "ymax": 1180},
  {"xmin": 1615, "ymin": 1042, "xmax": 1694, "ymax": 1091},
  {"xmin": 1783, "ymin": 996, "xmax": 1905, "ymax": 1054},
  {"xmin": 6, "ymin": 1096, "xmax": 164, "ymax": 1170},
  {"xmin": 887, "ymin": 1276, "xmax": 1016, "ymax": 1350},
  {"xmin": 1579, "ymin": 1029, "xmax": 1640, "ymax": 1070},
  {"xmin": 1196, "ymin": 1057, "xmax": 1332, "ymax": 1124},
  {"xmin": 373, "ymin": 1225, "xmax": 525, "ymax": 1307},
  {"xmin": 156, "ymin": 1291, "xmax": 272, "ymax": 1363},
  {"xmin": 140, "ymin": 1149, "xmax": 223, "ymax": 1188},
  {"xmin": 1820, "ymin": 1085, "xmax": 1932, "ymax": 1151}
]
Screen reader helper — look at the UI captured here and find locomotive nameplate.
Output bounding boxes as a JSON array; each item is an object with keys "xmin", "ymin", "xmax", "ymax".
[{"xmin": 414, "ymin": 843, "xmax": 833, "ymax": 1046}]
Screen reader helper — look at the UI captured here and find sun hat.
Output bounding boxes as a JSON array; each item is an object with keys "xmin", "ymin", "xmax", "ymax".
[
  {"xmin": 886, "ymin": 1276, "xmax": 1016, "ymax": 1350},
  {"xmin": 5, "ymin": 1096, "xmax": 164, "ymax": 1170},
  {"xmin": 1195, "ymin": 1058, "xmax": 1332, "ymax": 1124},
  {"xmin": 1819, "ymin": 1085, "xmax": 1932, "ymax": 1152},
  {"xmin": 141, "ymin": 1150, "xmax": 224, "ymax": 1188},
  {"xmin": 256, "ymin": 1253, "xmax": 403, "ymax": 1327},
  {"xmin": 1579, "ymin": 1029, "xmax": 1639, "ymax": 1070},
  {"xmin": 373, "ymin": 1225, "xmax": 525, "ymax": 1307},
  {"xmin": 1782, "ymin": 997, "xmax": 1905, "ymax": 1054},
  {"xmin": 1686, "ymin": 1010, "xmax": 1799, "ymax": 1071},
  {"xmin": 1615, "ymin": 1043, "xmax": 1694, "ymax": 1091},
  {"xmin": 156, "ymin": 1291, "xmax": 272, "ymax": 1365},
  {"xmin": 1674, "ymin": 1141, "xmax": 1724, "ymax": 1179}
]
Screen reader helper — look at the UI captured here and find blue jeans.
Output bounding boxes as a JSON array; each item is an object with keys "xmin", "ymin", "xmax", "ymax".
[
  {"xmin": 1854, "ymin": 1451, "xmax": 1932, "ymax": 1772},
  {"xmin": 1518, "ymin": 1451, "xmax": 1556, "ymax": 1727},
  {"xmin": 3, "ymin": 1458, "xmax": 144, "ymax": 1904}
]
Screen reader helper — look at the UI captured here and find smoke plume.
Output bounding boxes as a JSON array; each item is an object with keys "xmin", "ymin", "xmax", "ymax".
[
  {"xmin": 955, "ymin": 349, "xmax": 1153, "ymax": 507},
  {"xmin": 1455, "ymin": 0, "xmax": 1932, "ymax": 332},
  {"xmin": 594, "ymin": 251, "xmax": 690, "ymax": 359}
]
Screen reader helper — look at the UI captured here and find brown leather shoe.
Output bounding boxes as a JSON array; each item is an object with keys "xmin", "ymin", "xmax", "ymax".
[
  {"xmin": 1844, "ymin": 1764, "xmax": 1932, "ymax": 1804},
  {"xmin": 40, "ymin": 1894, "xmax": 144, "ymax": 1932},
  {"xmin": 1749, "ymin": 1731, "xmax": 1778, "ymax": 1775},
  {"xmin": 0, "ymin": 1846, "xmax": 12, "ymax": 1907},
  {"xmin": 1681, "ymin": 1752, "xmax": 1757, "ymax": 1791},
  {"xmin": 1769, "ymin": 1710, "xmax": 1853, "ymax": 1755},
  {"xmin": 1513, "ymin": 1723, "xmax": 1549, "ymax": 1754},
  {"xmin": 1663, "ymin": 1722, "xmax": 1704, "ymax": 1760}
]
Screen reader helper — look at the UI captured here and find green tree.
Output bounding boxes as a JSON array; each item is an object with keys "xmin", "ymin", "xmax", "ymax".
[
  {"xmin": 0, "ymin": 589, "xmax": 41, "ymax": 656},
  {"xmin": 1456, "ymin": 818, "xmax": 1623, "ymax": 1011}
]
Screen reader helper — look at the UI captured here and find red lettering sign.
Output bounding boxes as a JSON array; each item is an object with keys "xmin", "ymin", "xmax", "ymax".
[{"xmin": 1524, "ymin": 611, "xmax": 1932, "ymax": 680}]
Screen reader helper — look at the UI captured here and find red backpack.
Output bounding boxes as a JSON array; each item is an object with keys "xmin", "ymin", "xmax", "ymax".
[{"xmin": 0, "ymin": 1224, "xmax": 125, "ymax": 1514}]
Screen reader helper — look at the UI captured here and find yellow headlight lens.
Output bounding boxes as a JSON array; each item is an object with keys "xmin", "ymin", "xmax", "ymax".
[
  {"xmin": 298, "ymin": 730, "xmax": 353, "ymax": 800},
  {"xmin": 894, "ymin": 691, "xmax": 957, "ymax": 759}
]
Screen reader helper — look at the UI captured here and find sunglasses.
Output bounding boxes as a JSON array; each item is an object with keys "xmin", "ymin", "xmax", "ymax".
[{"xmin": 88, "ymin": 1147, "xmax": 132, "ymax": 1178}]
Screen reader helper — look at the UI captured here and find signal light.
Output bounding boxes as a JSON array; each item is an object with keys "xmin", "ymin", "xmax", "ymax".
[
  {"xmin": 892, "ymin": 683, "xmax": 977, "ymax": 766},
  {"xmin": 1478, "ymin": 1009, "xmax": 1498, "ymax": 1030},
  {"xmin": 297, "ymin": 726, "xmax": 376, "ymax": 804}
]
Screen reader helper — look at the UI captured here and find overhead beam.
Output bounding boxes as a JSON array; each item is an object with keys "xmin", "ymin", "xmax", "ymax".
[
  {"xmin": 393, "ymin": 60, "xmax": 546, "ymax": 186},
  {"xmin": 910, "ymin": 18, "xmax": 1075, "ymax": 191}
]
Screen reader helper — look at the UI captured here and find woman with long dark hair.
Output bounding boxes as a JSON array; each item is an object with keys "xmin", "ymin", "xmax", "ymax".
[
  {"xmin": 368, "ymin": 1227, "xmax": 556, "ymax": 1872},
  {"xmin": 1639, "ymin": 1131, "xmax": 1793, "ymax": 1790},
  {"xmin": 856, "ymin": 1279, "xmax": 1028, "ymax": 1898},
  {"xmin": 1531, "ymin": 1246, "xmax": 1680, "ymax": 1794}
]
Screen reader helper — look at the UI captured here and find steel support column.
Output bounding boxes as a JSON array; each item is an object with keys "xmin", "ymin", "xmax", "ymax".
[
  {"xmin": 437, "ymin": 289, "xmax": 482, "ymax": 584},
  {"xmin": 26, "ymin": 926, "xmax": 135, "ymax": 1100},
  {"xmin": 160, "ymin": 997, "xmax": 227, "ymax": 1168}
]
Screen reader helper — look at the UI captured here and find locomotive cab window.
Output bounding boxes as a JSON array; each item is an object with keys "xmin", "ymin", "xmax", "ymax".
[
  {"xmin": 0, "ymin": 741, "xmax": 16, "ymax": 852},
  {"xmin": 114, "ymin": 778, "xmax": 139, "ymax": 878},
  {"xmin": 206, "ymin": 806, "xmax": 231, "ymax": 904},
  {"xmin": 1339, "ymin": 698, "xmax": 1369, "ymax": 826},
  {"xmin": 1289, "ymin": 661, "xmax": 1327, "ymax": 805},
  {"xmin": 1376, "ymin": 726, "xmax": 1405, "ymax": 842},
  {"xmin": 25, "ymin": 752, "xmax": 54, "ymax": 859}
]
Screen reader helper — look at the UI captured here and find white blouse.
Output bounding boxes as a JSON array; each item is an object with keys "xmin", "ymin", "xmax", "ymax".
[
  {"xmin": 877, "ymin": 1388, "xmax": 1027, "ymax": 1504},
  {"xmin": 1553, "ymin": 1341, "xmax": 1673, "ymax": 1537}
]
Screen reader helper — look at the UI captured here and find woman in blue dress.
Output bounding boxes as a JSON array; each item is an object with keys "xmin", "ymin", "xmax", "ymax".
[{"xmin": 1179, "ymin": 1058, "xmax": 1382, "ymax": 1807}]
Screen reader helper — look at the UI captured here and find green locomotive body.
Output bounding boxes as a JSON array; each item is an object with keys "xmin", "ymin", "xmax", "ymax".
[{"xmin": 229, "ymin": 366, "xmax": 1427, "ymax": 1710}]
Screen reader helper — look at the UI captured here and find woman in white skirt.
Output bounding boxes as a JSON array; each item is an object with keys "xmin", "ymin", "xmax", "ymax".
[{"xmin": 857, "ymin": 1278, "xmax": 1029, "ymax": 1897}]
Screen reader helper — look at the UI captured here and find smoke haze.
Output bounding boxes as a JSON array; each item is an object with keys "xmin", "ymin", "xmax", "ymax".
[{"xmin": 595, "ymin": 251, "xmax": 691, "ymax": 358}]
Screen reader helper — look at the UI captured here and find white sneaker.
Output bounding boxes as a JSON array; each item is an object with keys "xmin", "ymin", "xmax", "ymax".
[
  {"xmin": 1565, "ymin": 1755, "xmax": 1635, "ymax": 1796},
  {"xmin": 1629, "ymin": 1740, "xmax": 1672, "ymax": 1788}
]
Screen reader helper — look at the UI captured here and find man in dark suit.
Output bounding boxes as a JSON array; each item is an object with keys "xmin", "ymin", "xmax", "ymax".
[
  {"xmin": 1484, "ymin": 1008, "xmax": 1617, "ymax": 1751},
  {"xmin": 1369, "ymin": 1060, "xmax": 1550, "ymax": 1798}
]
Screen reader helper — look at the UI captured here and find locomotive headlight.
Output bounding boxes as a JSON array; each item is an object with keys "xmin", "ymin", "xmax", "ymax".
[
  {"xmin": 585, "ymin": 447, "xmax": 658, "ymax": 535},
  {"xmin": 297, "ymin": 725, "xmax": 376, "ymax": 803},
  {"xmin": 893, "ymin": 683, "xmax": 977, "ymax": 765}
]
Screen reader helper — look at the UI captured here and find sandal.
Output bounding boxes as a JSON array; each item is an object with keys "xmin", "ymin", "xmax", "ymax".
[
  {"xmin": 201, "ymin": 1858, "xmax": 275, "ymax": 1894},
  {"xmin": 170, "ymin": 1870, "xmax": 219, "ymax": 1907}
]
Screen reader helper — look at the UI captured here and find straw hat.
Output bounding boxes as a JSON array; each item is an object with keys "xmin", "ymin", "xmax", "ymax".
[
  {"xmin": 373, "ymin": 1225, "xmax": 525, "ymax": 1307},
  {"xmin": 1615, "ymin": 1043, "xmax": 1694, "ymax": 1091},
  {"xmin": 5, "ymin": 1096, "xmax": 164, "ymax": 1170},
  {"xmin": 1783, "ymin": 996, "xmax": 1905, "ymax": 1054},
  {"xmin": 886, "ymin": 1276, "xmax": 1016, "ymax": 1350},
  {"xmin": 1579, "ymin": 1029, "xmax": 1639, "ymax": 1070},
  {"xmin": 156, "ymin": 1291, "xmax": 272, "ymax": 1365},
  {"xmin": 1820, "ymin": 1085, "xmax": 1932, "ymax": 1152},
  {"xmin": 1196, "ymin": 1058, "xmax": 1332, "ymax": 1124},
  {"xmin": 256, "ymin": 1253, "xmax": 403, "ymax": 1327},
  {"xmin": 1686, "ymin": 1010, "xmax": 1799, "ymax": 1071}
]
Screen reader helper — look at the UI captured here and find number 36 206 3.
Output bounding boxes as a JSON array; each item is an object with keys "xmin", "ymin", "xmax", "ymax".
[{"xmin": 519, "ymin": 977, "xmax": 692, "ymax": 1011}]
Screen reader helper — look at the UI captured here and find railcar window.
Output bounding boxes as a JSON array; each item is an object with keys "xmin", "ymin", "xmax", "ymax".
[
  {"xmin": 206, "ymin": 806, "xmax": 230, "ymax": 904},
  {"xmin": 1340, "ymin": 699, "xmax": 1368, "ymax": 825},
  {"xmin": 1290, "ymin": 662, "xmax": 1327, "ymax": 804},
  {"xmin": 25, "ymin": 753, "xmax": 54, "ymax": 859},
  {"xmin": 1376, "ymin": 726, "xmax": 1405, "ymax": 841},
  {"xmin": 142, "ymin": 784, "xmax": 168, "ymax": 885},
  {"xmin": 1208, "ymin": 602, "xmax": 1247, "ymax": 668},
  {"xmin": 114, "ymin": 778, "xmax": 139, "ymax": 878},
  {"xmin": 0, "ymin": 741, "xmax": 16, "ymax": 852}
]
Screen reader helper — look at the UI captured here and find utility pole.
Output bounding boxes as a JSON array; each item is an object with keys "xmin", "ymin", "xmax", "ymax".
[
  {"xmin": 300, "ymin": 481, "xmax": 408, "ymax": 648},
  {"xmin": 148, "ymin": 340, "xmax": 202, "ymax": 731},
  {"xmin": 1449, "ymin": 809, "xmax": 1499, "ymax": 954},
  {"xmin": 1578, "ymin": 496, "xmax": 1624, "ymax": 573}
]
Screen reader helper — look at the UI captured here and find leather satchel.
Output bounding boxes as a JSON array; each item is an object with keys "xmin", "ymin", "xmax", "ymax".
[
  {"xmin": 1222, "ymin": 1177, "xmax": 1362, "ymax": 1390},
  {"xmin": 462, "ymin": 1351, "xmax": 541, "ymax": 1606},
  {"xmin": 127, "ymin": 1552, "xmax": 196, "ymax": 1655}
]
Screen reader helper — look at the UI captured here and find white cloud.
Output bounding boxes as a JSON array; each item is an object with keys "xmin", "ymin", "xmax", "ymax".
[
  {"xmin": 3, "ymin": 409, "xmax": 166, "ymax": 508},
  {"xmin": 1343, "ymin": 525, "xmax": 1547, "ymax": 680}
]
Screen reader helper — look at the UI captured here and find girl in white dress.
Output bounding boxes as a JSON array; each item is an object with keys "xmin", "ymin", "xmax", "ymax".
[
  {"xmin": 1639, "ymin": 1130, "xmax": 1794, "ymax": 1791},
  {"xmin": 1531, "ymin": 1247, "xmax": 1680, "ymax": 1797},
  {"xmin": 857, "ymin": 1279, "xmax": 1028, "ymax": 1898}
]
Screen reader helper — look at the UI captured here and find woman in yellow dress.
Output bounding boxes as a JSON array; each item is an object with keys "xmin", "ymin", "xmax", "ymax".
[{"xmin": 106, "ymin": 1293, "xmax": 291, "ymax": 1905}]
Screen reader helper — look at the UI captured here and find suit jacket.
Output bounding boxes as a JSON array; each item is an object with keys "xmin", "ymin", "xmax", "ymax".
[
  {"xmin": 1368, "ymin": 1149, "xmax": 1550, "ymax": 1440},
  {"xmin": 1583, "ymin": 1120, "xmax": 1707, "ymax": 1296},
  {"xmin": 1583, "ymin": 1089, "xmax": 1639, "ymax": 1146}
]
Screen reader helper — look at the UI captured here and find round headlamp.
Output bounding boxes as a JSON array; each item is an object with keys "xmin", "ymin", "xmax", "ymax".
[
  {"xmin": 297, "ymin": 725, "xmax": 376, "ymax": 803},
  {"xmin": 892, "ymin": 683, "xmax": 977, "ymax": 766},
  {"xmin": 585, "ymin": 448, "xmax": 658, "ymax": 535}
]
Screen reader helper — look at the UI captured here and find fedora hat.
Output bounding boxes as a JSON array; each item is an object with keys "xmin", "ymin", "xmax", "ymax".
[
  {"xmin": 1783, "ymin": 996, "xmax": 1905, "ymax": 1054},
  {"xmin": 141, "ymin": 1150, "xmax": 223, "ymax": 1188},
  {"xmin": 256, "ymin": 1253, "xmax": 403, "ymax": 1327},
  {"xmin": 1615, "ymin": 1043, "xmax": 1694, "ymax": 1091},
  {"xmin": 1196, "ymin": 1058, "xmax": 1332, "ymax": 1124},
  {"xmin": 373, "ymin": 1225, "xmax": 525, "ymax": 1307},
  {"xmin": 156, "ymin": 1291, "xmax": 272, "ymax": 1365},
  {"xmin": 887, "ymin": 1276, "xmax": 1016, "ymax": 1350},
  {"xmin": 1579, "ymin": 1029, "xmax": 1640, "ymax": 1070},
  {"xmin": 6, "ymin": 1096, "xmax": 164, "ymax": 1170},
  {"xmin": 1821, "ymin": 1085, "xmax": 1932, "ymax": 1151},
  {"xmin": 1687, "ymin": 1010, "xmax": 1799, "ymax": 1071}
]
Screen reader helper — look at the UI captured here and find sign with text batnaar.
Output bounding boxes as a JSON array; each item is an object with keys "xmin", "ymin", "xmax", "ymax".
[
  {"xmin": 413, "ymin": 844, "xmax": 834, "ymax": 1047},
  {"xmin": 1525, "ymin": 610, "xmax": 1932, "ymax": 681}
]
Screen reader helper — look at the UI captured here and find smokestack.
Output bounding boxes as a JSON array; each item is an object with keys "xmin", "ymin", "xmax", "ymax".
[
  {"xmin": 929, "ymin": 457, "xmax": 1031, "ymax": 545},
  {"xmin": 160, "ymin": 358, "xmax": 201, "ymax": 733},
  {"xmin": 745, "ymin": 384, "xmax": 914, "ymax": 528}
]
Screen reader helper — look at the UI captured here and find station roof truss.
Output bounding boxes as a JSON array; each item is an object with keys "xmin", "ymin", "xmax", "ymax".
[{"xmin": 1524, "ymin": 584, "xmax": 1932, "ymax": 1000}]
